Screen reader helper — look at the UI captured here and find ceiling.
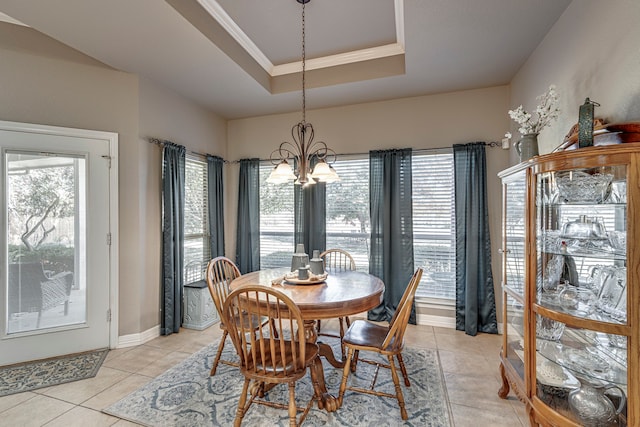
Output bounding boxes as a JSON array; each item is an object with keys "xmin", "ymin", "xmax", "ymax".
[{"xmin": 0, "ymin": 0, "xmax": 571, "ymax": 120}]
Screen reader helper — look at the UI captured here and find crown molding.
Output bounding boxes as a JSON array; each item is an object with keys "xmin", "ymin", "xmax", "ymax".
[
  {"xmin": 0, "ymin": 12, "xmax": 27, "ymax": 27},
  {"xmin": 272, "ymin": 43, "xmax": 405, "ymax": 76},
  {"xmin": 196, "ymin": 0, "xmax": 274, "ymax": 72},
  {"xmin": 198, "ymin": 0, "xmax": 405, "ymax": 78}
]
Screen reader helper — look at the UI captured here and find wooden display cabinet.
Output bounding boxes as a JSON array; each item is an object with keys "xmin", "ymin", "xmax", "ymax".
[{"xmin": 498, "ymin": 136, "xmax": 640, "ymax": 426}]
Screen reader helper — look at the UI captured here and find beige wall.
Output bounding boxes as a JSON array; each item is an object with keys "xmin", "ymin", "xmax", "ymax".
[
  {"xmin": 135, "ymin": 78, "xmax": 227, "ymax": 333},
  {"xmin": 0, "ymin": 23, "xmax": 227, "ymax": 336},
  {"xmin": 509, "ymin": 0, "xmax": 640, "ymax": 159},
  {"xmin": 227, "ymin": 86, "xmax": 512, "ymax": 321}
]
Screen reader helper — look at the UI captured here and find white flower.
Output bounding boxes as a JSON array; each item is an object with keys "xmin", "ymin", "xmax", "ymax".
[
  {"xmin": 508, "ymin": 85, "xmax": 560, "ymax": 136},
  {"xmin": 505, "ymin": 132, "xmax": 512, "ymax": 139}
]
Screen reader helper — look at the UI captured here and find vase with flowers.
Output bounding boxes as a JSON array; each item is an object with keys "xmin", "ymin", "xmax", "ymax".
[{"xmin": 508, "ymin": 85, "xmax": 560, "ymax": 161}]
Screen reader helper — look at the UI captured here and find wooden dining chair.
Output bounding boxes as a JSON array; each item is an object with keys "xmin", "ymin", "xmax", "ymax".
[
  {"xmin": 206, "ymin": 256, "xmax": 273, "ymax": 376},
  {"xmin": 222, "ymin": 285, "xmax": 320, "ymax": 427},
  {"xmin": 337, "ymin": 267, "xmax": 424, "ymax": 420},
  {"xmin": 317, "ymin": 248, "xmax": 356, "ymax": 360}
]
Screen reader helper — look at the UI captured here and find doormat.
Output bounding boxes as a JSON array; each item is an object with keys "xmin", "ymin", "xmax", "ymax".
[
  {"xmin": 105, "ymin": 341, "xmax": 452, "ymax": 426},
  {"xmin": 0, "ymin": 348, "xmax": 109, "ymax": 397}
]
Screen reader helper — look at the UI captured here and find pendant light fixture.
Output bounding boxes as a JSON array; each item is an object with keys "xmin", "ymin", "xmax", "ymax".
[{"xmin": 266, "ymin": 0, "xmax": 340, "ymax": 185}]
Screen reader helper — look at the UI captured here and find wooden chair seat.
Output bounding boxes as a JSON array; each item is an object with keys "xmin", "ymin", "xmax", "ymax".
[
  {"xmin": 243, "ymin": 341, "xmax": 318, "ymax": 378},
  {"xmin": 342, "ymin": 320, "xmax": 400, "ymax": 353},
  {"xmin": 338, "ymin": 268, "xmax": 423, "ymax": 421}
]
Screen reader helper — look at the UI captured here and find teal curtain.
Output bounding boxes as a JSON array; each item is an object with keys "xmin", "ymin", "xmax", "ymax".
[
  {"xmin": 236, "ymin": 158, "xmax": 260, "ymax": 273},
  {"xmin": 453, "ymin": 142, "xmax": 498, "ymax": 336},
  {"xmin": 368, "ymin": 148, "xmax": 415, "ymax": 323},
  {"xmin": 161, "ymin": 142, "xmax": 185, "ymax": 335},
  {"xmin": 207, "ymin": 155, "xmax": 225, "ymax": 258},
  {"xmin": 294, "ymin": 158, "xmax": 326, "ymax": 256}
]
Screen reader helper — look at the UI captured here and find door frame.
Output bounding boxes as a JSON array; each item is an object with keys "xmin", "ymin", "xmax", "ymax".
[{"xmin": 0, "ymin": 119, "xmax": 119, "ymax": 349}]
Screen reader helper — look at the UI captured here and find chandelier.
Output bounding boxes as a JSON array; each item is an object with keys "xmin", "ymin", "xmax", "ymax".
[{"xmin": 266, "ymin": 0, "xmax": 340, "ymax": 186}]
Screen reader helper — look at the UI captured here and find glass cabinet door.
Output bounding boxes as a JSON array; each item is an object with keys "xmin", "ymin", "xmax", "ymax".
[
  {"xmin": 534, "ymin": 165, "xmax": 628, "ymax": 423},
  {"xmin": 502, "ymin": 170, "xmax": 527, "ymax": 384},
  {"xmin": 504, "ymin": 170, "xmax": 526, "ymax": 296}
]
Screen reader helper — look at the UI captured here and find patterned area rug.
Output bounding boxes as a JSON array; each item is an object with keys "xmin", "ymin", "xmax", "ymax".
[
  {"xmin": 104, "ymin": 340, "xmax": 452, "ymax": 426},
  {"xmin": 0, "ymin": 349, "xmax": 109, "ymax": 397}
]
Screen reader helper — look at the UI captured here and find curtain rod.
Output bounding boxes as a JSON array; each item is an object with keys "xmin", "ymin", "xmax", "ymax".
[
  {"xmin": 148, "ymin": 138, "xmax": 230, "ymax": 163},
  {"xmin": 231, "ymin": 141, "xmax": 502, "ymax": 164},
  {"xmin": 149, "ymin": 138, "xmax": 501, "ymax": 165}
]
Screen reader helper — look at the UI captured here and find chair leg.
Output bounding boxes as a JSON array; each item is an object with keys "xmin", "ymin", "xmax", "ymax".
[
  {"xmin": 388, "ymin": 355, "xmax": 408, "ymax": 420},
  {"xmin": 338, "ymin": 318, "xmax": 346, "ymax": 360},
  {"xmin": 288, "ymin": 382, "xmax": 297, "ymax": 427},
  {"xmin": 397, "ymin": 353, "xmax": 410, "ymax": 387},
  {"xmin": 338, "ymin": 347, "xmax": 354, "ymax": 407},
  {"xmin": 234, "ymin": 378, "xmax": 250, "ymax": 427},
  {"xmin": 345, "ymin": 316, "xmax": 351, "ymax": 328},
  {"xmin": 316, "ymin": 319, "xmax": 322, "ymax": 333},
  {"xmin": 350, "ymin": 349, "xmax": 359, "ymax": 373},
  {"xmin": 270, "ymin": 319, "xmax": 279, "ymax": 338},
  {"xmin": 210, "ymin": 330, "xmax": 228, "ymax": 376}
]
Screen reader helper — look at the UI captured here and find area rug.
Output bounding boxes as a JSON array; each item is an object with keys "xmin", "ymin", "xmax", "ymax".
[
  {"xmin": 0, "ymin": 348, "xmax": 109, "ymax": 397},
  {"xmin": 104, "ymin": 340, "xmax": 452, "ymax": 426}
]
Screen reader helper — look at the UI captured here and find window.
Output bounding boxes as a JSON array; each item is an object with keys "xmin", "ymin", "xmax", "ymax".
[
  {"xmin": 183, "ymin": 157, "xmax": 210, "ymax": 281},
  {"xmin": 256, "ymin": 152, "xmax": 457, "ymax": 301},
  {"xmin": 259, "ymin": 163, "xmax": 295, "ymax": 268},
  {"xmin": 326, "ymin": 158, "xmax": 370, "ymax": 271},
  {"xmin": 412, "ymin": 151, "xmax": 456, "ymax": 299}
]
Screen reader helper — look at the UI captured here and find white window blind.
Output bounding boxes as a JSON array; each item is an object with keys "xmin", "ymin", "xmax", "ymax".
[
  {"xmin": 183, "ymin": 157, "xmax": 210, "ymax": 281},
  {"xmin": 259, "ymin": 163, "xmax": 295, "ymax": 268},
  {"xmin": 326, "ymin": 158, "xmax": 370, "ymax": 272},
  {"xmin": 412, "ymin": 151, "xmax": 456, "ymax": 299}
]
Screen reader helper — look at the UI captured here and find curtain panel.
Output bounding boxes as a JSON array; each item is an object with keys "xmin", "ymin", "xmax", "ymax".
[
  {"xmin": 368, "ymin": 148, "xmax": 416, "ymax": 323},
  {"xmin": 453, "ymin": 142, "xmax": 498, "ymax": 336},
  {"xmin": 236, "ymin": 158, "xmax": 261, "ymax": 274},
  {"xmin": 161, "ymin": 142, "xmax": 185, "ymax": 335},
  {"xmin": 294, "ymin": 158, "xmax": 327, "ymax": 256},
  {"xmin": 207, "ymin": 155, "xmax": 225, "ymax": 258}
]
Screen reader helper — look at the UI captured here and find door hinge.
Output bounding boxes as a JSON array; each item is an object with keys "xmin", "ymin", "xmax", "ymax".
[
  {"xmin": 101, "ymin": 155, "xmax": 112, "ymax": 168},
  {"xmin": 107, "ymin": 308, "xmax": 112, "ymax": 322},
  {"xmin": 107, "ymin": 232, "xmax": 112, "ymax": 246}
]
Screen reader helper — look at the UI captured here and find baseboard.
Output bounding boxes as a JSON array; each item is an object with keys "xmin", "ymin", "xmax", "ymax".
[
  {"xmin": 416, "ymin": 313, "xmax": 456, "ymax": 328},
  {"xmin": 117, "ymin": 325, "xmax": 160, "ymax": 348}
]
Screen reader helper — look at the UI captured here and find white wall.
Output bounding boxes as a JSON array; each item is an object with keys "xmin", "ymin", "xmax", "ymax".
[
  {"xmin": 227, "ymin": 86, "xmax": 512, "ymax": 321},
  {"xmin": 509, "ymin": 0, "xmax": 640, "ymax": 158}
]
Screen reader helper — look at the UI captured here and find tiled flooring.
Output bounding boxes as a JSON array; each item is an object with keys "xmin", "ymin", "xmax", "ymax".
[{"xmin": 0, "ymin": 320, "xmax": 528, "ymax": 426}]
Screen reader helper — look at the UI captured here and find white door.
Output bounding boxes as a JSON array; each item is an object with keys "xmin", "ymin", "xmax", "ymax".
[{"xmin": 0, "ymin": 121, "xmax": 117, "ymax": 366}]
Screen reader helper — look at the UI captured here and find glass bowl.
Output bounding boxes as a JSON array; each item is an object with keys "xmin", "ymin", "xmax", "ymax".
[{"xmin": 555, "ymin": 171, "xmax": 613, "ymax": 203}]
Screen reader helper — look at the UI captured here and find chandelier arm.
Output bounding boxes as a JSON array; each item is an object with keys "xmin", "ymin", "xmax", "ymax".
[{"xmin": 269, "ymin": 141, "xmax": 298, "ymax": 165}]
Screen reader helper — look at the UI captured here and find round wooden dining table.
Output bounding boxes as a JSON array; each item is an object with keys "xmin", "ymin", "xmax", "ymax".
[{"xmin": 230, "ymin": 267, "xmax": 384, "ymax": 412}]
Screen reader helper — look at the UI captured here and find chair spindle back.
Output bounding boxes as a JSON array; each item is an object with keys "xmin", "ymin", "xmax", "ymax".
[
  {"xmin": 206, "ymin": 256, "xmax": 241, "ymax": 317},
  {"xmin": 321, "ymin": 248, "xmax": 356, "ymax": 271},
  {"xmin": 381, "ymin": 268, "xmax": 423, "ymax": 351},
  {"xmin": 222, "ymin": 286, "xmax": 308, "ymax": 377}
]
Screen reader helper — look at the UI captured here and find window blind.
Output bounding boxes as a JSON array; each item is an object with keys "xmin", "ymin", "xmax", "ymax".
[
  {"xmin": 259, "ymin": 163, "xmax": 295, "ymax": 268},
  {"xmin": 183, "ymin": 157, "xmax": 210, "ymax": 279},
  {"xmin": 326, "ymin": 158, "xmax": 370, "ymax": 272},
  {"xmin": 412, "ymin": 151, "xmax": 456, "ymax": 299}
]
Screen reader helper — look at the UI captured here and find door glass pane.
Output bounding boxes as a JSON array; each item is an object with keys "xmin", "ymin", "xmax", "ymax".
[{"xmin": 6, "ymin": 152, "xmax": 85, "ymax": 334}]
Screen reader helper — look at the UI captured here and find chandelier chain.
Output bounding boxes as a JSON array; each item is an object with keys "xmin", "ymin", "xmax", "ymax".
[{"xmin": 301, "ymin": 1, "xmax": 306, "ymax": 124}]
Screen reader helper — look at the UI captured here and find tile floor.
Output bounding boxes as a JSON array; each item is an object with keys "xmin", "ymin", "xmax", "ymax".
[{"xmin": 0, "ymin": 320, "xmax": 528, "ymax": 426}]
